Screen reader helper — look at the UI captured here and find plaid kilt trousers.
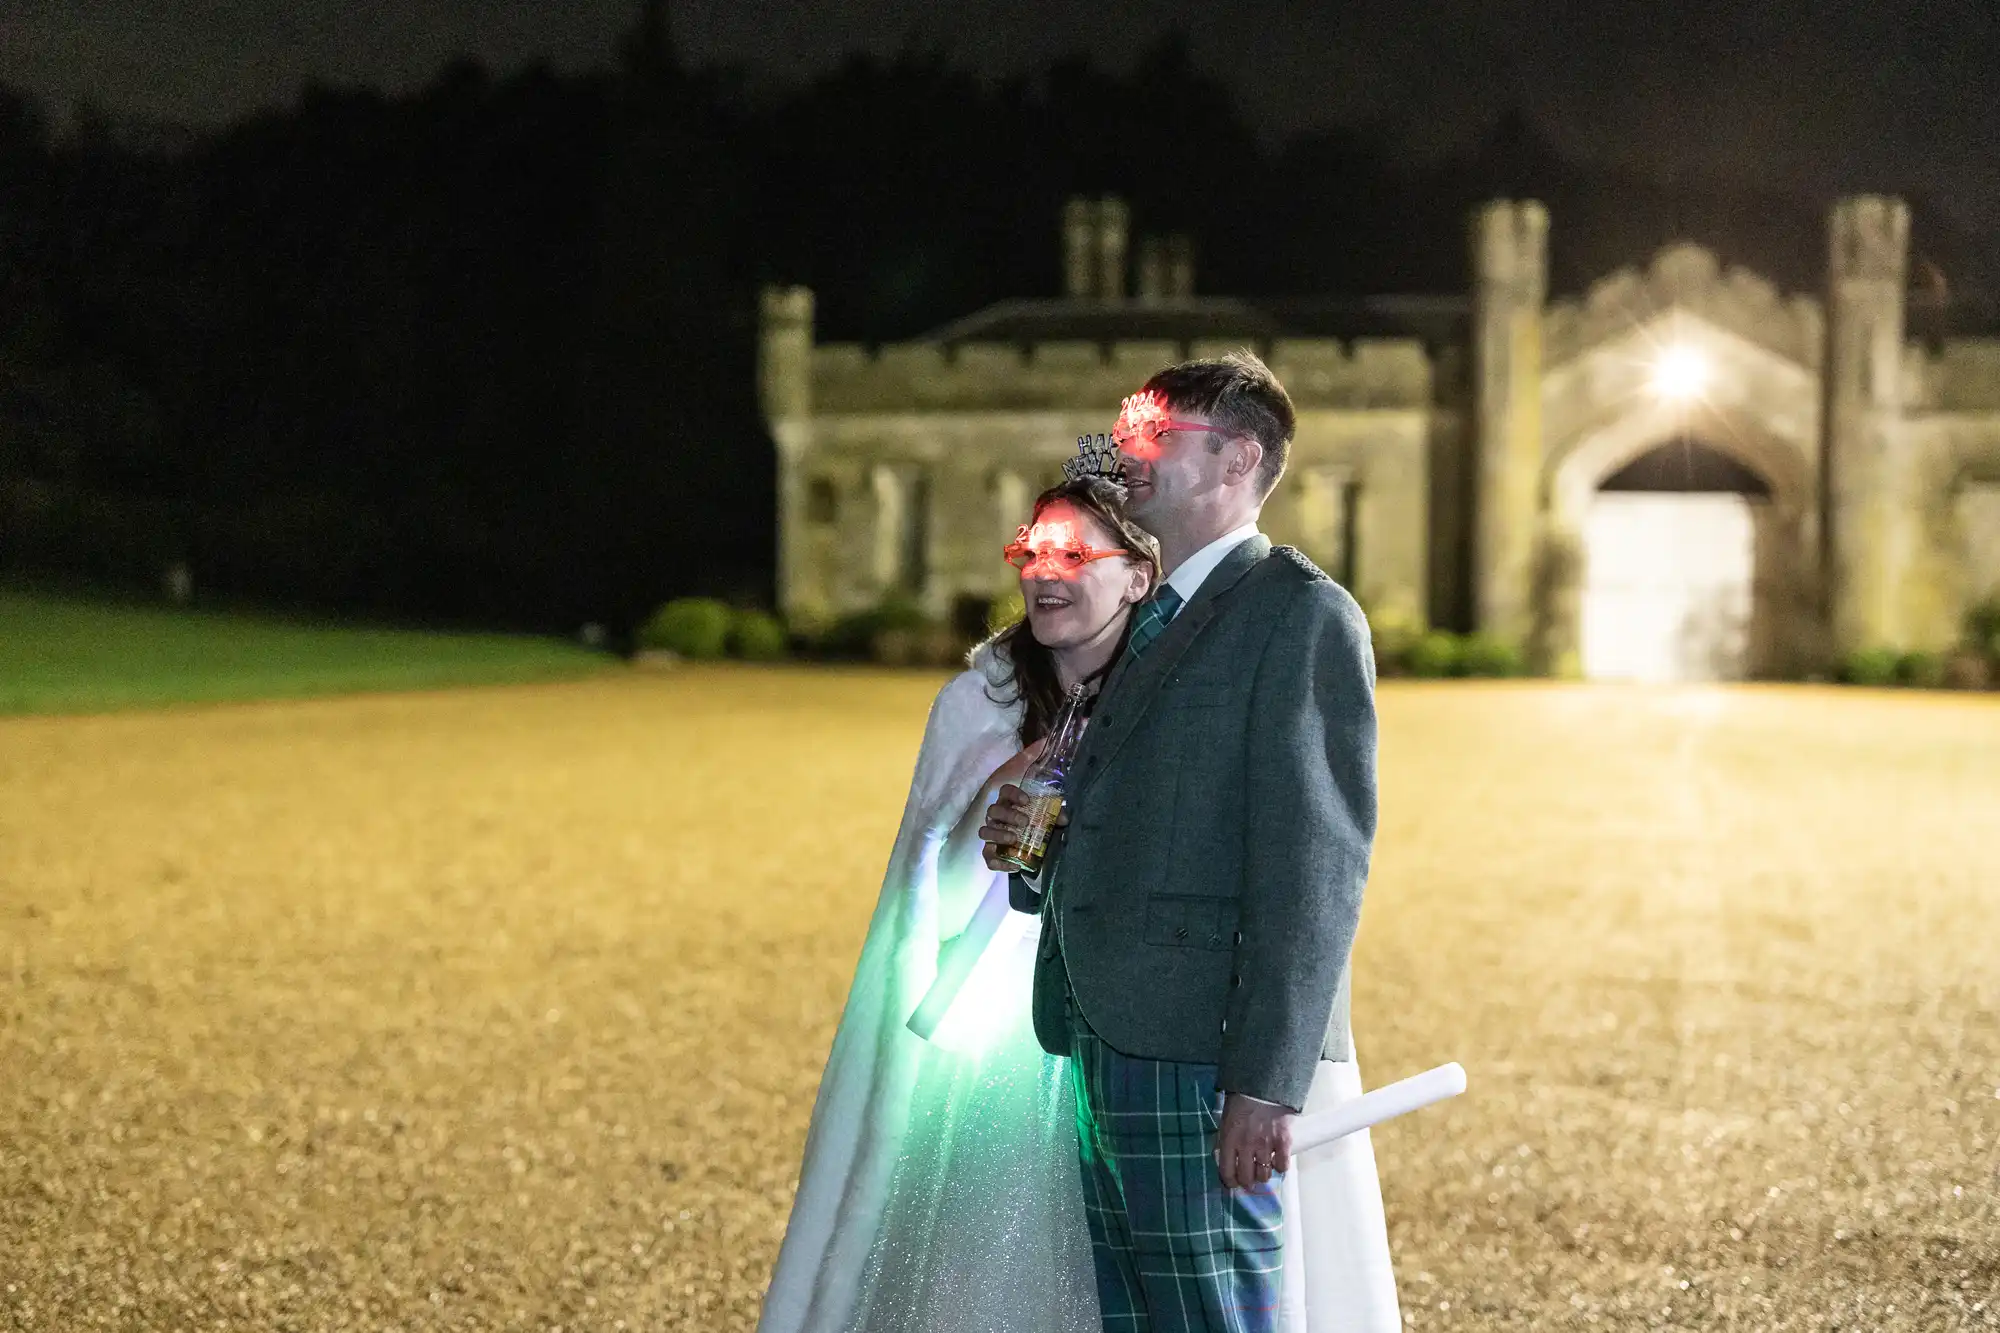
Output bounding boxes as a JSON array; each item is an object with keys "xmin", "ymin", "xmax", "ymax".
[{"xmin": 1066, "ymin": 1005, "xmax": 1285, "ymax": 1333}]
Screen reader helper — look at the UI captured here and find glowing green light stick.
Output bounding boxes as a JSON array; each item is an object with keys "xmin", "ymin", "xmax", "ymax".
[{"xmin": 906, "ymin": 877, "xmax": 1014, "ymax": 1042}]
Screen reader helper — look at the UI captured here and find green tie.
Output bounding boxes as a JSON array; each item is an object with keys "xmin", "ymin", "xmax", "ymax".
[{"xmin": 1121, "ymin": 584, "xmax": 1184, "ymax": 664}]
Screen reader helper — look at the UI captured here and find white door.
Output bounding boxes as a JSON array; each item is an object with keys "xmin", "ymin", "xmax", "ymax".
[{"xmin": 1581, "ymin": 493, "xmax": 1757, "ymax": 682}]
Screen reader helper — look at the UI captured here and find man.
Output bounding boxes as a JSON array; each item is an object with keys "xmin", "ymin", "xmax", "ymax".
[{"xmin": 982, "ymin": 351, "xmax": 1395, "ymax": 1332}]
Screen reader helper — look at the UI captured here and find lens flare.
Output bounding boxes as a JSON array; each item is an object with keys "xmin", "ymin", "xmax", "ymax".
[{"xmin": 1650, "ymin": 344, "xmax": 1712, "ymax": 401}]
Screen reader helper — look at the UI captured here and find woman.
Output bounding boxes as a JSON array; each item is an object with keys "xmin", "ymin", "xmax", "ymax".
[{"xmin": 757, "ymin": 477, "xmax": 1157, "ymax": 1333}]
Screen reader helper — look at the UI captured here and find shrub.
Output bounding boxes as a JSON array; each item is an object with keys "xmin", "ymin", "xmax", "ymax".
[
  {"xmin": 1456, "ymin": 632, "xmax": 1526, "ymax": 678},
  {"xmin": 1893, "ymin": 651, "xmax": 1944, "ymax": 689},
  {"xmin": 1837, "ymin": 647, "xmax": 1900, "ymax": 687},
  {"xmin": 873, "ymin": 592, "xmax": 932, "ymax": 634},
  {"xmin": 784, "ymin": 605, "xmax": 834, "ymax": 654},
  {"xmin": 729, "ymin": 610, "xmax": 788, "ymax": 662},
  {"xmin": 819, "ymin": 611, "xmax": 879, "ymax": 659},
  {"xmin": 817, "ymin": 594, "xmax": 930, "ymax": 660},
  {"xmin": 871, "ymin": 625, "xmax": 965, "ymax": 668},
  {"xmin": 1405, "ymin": 631, "xmax": 1460, "ymax": 678},
  {"xmin": 1966, "ymin": 597, "xmax": 2000, "ymax": 649},
  {"xmin": 986, "ymin": 586, "xmax": 1026, "ymax": 635},
  {"xmin": 830, "ymin": 593, "xmax": 942, "ymax": 667},
  {"xmin": 638, "ymin": 598, "xmax": 730, "ymax": 659},
  {"xmin": 1367, "ymin": 611, "xmax": 1424, "ymax": 678}
]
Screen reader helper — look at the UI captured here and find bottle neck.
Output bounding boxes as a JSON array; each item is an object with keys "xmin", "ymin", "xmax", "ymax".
[{"xmin": 1035, "ymin": 687, "xmax": 1090, "ymax": 778}]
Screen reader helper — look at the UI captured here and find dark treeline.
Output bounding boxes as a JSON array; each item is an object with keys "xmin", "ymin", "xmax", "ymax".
[{"xmin": 0, "ymin": 23, "xmax": 1987, "ymax": 637}]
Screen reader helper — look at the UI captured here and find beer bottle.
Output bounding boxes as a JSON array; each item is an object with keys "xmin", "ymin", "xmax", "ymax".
[{"xmin": 992, "ymin": 683, "xmax": 1089, "ymax": 874}]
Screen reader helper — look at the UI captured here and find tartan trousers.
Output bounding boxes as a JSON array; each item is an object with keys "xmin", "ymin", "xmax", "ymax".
[{"xmin": 1067, "ymin": 1005, "xmax": 1285, "ymax": 1333}]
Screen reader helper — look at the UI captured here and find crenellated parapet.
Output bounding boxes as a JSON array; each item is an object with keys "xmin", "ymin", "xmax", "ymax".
[
  {"xmin": 809, "ymin": 337, "xmax": 1435, "ymax": 415},
  {"xmin": 1905, "ymin": 338, "xmax": 2000, "ymax": 412},
  {"xmin": 1544, "ymin": 244, "xmax": 1823, "ymax": 370}
]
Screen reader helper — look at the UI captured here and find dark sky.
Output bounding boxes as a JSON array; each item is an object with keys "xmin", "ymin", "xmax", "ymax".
[{"xmin": 4, "ymin": 0, "xmax": 1999, "ymax": 231}]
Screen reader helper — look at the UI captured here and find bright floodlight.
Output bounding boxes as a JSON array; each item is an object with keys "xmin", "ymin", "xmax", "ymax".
[{"xmin": 1650, "ymin": 344, "xmax": 1712, "ymax": 400}]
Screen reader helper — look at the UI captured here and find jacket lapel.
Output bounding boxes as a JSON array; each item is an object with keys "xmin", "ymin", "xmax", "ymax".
[{"xmin": 1074, "ymin": 534, "xmax": 1272, "ymax": 798}]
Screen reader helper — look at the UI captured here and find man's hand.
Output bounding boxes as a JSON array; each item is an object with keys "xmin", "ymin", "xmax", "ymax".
[{"xmin": 1215, "ymin": 1093, "xmax": 1295, "ymax": 1190}]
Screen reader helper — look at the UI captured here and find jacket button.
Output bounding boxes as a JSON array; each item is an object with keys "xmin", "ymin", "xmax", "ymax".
[
  {"xmin": 1232, "ymin": 930, "xmax": 1243, "ymax": 946},
  {"xmin": 1231, "ymin": 974, "xmax": 1242, "ymax": 988},
  {"xmin": 1220, "ymin": 1019, "xmax": 1229, "ymax": 1034}
]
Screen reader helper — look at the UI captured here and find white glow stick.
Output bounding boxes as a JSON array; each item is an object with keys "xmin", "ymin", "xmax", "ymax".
[
  {"xmin": 1291, "ymin": 1062, "xmax": 1466, "ymax": 1155},
  {"xmin": 906, "ymin": 878, "xmax": 1014, "ymax": 1041}
]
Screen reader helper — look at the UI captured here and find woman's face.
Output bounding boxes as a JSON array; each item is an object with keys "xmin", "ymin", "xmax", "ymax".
[{"xmin": 1016, "ymin": 501, "xmax": 1151, "ymax": 650}]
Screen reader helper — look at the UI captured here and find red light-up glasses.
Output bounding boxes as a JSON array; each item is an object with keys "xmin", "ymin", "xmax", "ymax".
[
  {"xmin": 1110, "ymin": 389, "xmax": 1240, "ymax": 458},
  {"xmin": 1003, "ymin": 522, "xmax": 1130, "ymax": 573}
]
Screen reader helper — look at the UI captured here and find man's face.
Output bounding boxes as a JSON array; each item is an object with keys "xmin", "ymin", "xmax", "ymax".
[{"xmin": 1119, "ymin": 407, "xmax": 1237, "ymax": 525}]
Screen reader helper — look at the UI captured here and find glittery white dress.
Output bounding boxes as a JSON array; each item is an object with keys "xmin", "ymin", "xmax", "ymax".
[
  {"xmin": 757, "ymin": 650, "xmax": 1402, "ymax": 1333},
  {"xmin": 757, "ymin": 653, "xmax": 1101, "ymax": 1333}
]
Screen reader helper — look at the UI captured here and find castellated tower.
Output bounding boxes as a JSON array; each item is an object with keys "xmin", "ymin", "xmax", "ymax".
[
  {"xmin": 1823, "ymin": 196, "xmax": 1911, "ymax": 654},
  {"xmin": 760, "ymin": 285, "xmax": 815, "ymax": 619},
  {"xmin": 1063, "ymin": 199, "xmax": 1096, "ymax": 300},
  {"xmin": 1060, "ymin": 197, "xmax": 1131, "ymax": 302},
  {"xmin": 1470, "ymin": 199, "xmax": 1549, "ymax": 652},
  {"xmin": 1094, "ymin": 198, "xmax": 1129, "ymax": 303}
]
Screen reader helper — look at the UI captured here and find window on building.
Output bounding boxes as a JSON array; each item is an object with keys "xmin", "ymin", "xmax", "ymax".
[
  {"xmin": 1960, "ymin": 482, "xmax": 2000, "ymax": 606},
  {"xmin": 901, "ymin": 471, "xmax": 931, "ymax": 593},
  {"xmin": 1298, "ymin": 466, "xmax": 1359, "ymax": 588},
  {"xmin": 872, "ymin": 465, "xmax": 932, "ymax": 595},
  {"xmin": 989, "ymin": 468, "xmax": 1029, "ymax": 559},
  {"xmin": 806, "ymin": 477, "xmax": 838, "ymax": 524}
]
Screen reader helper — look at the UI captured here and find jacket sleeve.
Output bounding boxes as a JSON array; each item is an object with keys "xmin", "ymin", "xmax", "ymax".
[
  {"xmin": 1007, "ymin": 870, "xmax": 1044, "ymax": 914},
  {"xmin": 1218, "ymin": 580, "xmax": 1378, "ymax": 1109}
]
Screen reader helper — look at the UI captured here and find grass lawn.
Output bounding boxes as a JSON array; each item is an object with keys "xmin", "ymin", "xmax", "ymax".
[
  {"xmin": 1, "ymin": 669, "xmax": 1995, "ymax": 1330},
  {"xmin": 0, "ymin": 592, "xmax": 615, "ymax": 714}
]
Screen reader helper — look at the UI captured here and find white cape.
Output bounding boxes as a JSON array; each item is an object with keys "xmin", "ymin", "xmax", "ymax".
[{"xmin": 757, "ymin": 653, "xmax": 1400, "ymax": 1333}]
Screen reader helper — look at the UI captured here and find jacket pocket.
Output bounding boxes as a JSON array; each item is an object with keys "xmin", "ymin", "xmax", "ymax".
[{"xmin": 1143, "ymin": 893, "xmax": 1239, "ymax": 950}]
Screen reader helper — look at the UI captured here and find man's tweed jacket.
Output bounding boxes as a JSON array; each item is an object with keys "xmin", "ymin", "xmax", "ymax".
[{"xmin": 1012, "ymin": 535, "xmax": 1378, "ymax": 1110}]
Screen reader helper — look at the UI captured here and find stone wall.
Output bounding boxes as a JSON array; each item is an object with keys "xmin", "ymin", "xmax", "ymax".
[
  {"xmin": 810, "ymin": 337, "xmax": 1435, "ymax": 414},
  {"xmin": 783, "ymin": 406, "xmax": 1433, "ymax": 626},
  {"xmin": 1905, "ymin": 338, "xmax": 2000, "ymax": 411},
  {"xmin": 1901, "ymin": 414, "xmax": 2000, "ymax": 644},
  {"xmin": 1958, "ymin": 482, "xmax": 2000, "ymax": 606}
]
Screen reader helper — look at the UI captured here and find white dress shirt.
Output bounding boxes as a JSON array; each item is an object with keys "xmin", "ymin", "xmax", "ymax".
[{"xmin": 1161, "ymin": 521, "xmax": 1262, "ymax": 614}]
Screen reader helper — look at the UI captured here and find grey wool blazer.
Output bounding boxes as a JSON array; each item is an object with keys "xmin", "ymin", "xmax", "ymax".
[{"xmin": 1011, "ymin": 536, "xmax": 1379, "ymax": 1110}]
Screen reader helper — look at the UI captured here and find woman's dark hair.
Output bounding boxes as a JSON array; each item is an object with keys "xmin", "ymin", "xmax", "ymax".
[{"xmin": 982, "ymin": 477, "xmax": 1163, "ymax": 745}]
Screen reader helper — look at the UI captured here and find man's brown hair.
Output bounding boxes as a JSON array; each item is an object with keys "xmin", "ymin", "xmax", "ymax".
[{"xmin": 1141, "ymin": 349, "xmax": 1297, "ymax": 497}]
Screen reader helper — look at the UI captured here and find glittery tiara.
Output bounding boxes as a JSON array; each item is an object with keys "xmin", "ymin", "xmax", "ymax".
[{"xmin": 1063, "ymin": 432, "xmax": 1127, "ymax": 484}]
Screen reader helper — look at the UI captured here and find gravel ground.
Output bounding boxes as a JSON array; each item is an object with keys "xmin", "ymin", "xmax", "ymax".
[{"xmin": 1, "ymin": 669, "xmax": 1995, "ymax": 1331}]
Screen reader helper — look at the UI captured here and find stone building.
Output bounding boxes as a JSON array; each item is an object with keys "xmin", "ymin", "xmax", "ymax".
[{"xmin": 760, "ymin": 195, "xmax": 2000, "ymax": 681}]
